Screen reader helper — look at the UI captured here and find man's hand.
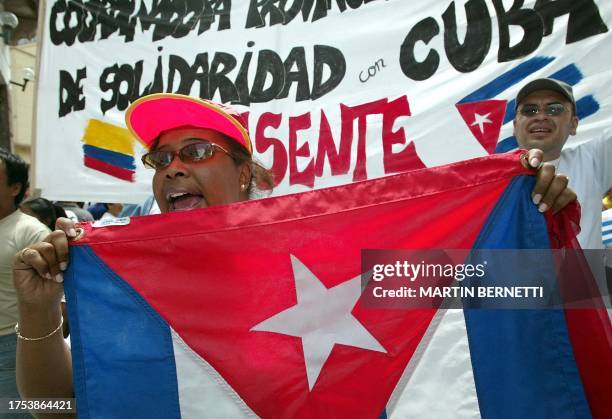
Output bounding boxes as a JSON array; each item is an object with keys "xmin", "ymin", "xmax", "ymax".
[{"xmin": 522, "ymin": 149, "xmax": 577, "ymax": 214}]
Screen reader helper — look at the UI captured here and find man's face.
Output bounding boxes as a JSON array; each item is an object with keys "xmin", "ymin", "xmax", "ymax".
[
  {"xmin": 513, "ymin": 89, "xmax": 579, "ymax": 161},
  {"xmin": 0, "ymin": 161, "xmax": 20, "ymax": 219}
]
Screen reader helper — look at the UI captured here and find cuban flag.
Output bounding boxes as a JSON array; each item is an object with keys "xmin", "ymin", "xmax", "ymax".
[{"xmin": 64, "ymin": 151, "xmax": 610, "ymax": 419}]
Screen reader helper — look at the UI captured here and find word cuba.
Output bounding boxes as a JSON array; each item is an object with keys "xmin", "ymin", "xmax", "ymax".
[{"xmin": 400, "ymin": 0, "xmax": 608, "ymax": 80}]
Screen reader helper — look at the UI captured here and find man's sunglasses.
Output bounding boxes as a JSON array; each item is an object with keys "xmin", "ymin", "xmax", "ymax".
[
  {"xmin": 518, "ymin": 103, "xmax": 567, "ymax": 117},
  {"xmin": 142, "ymin": 141, "xmax": 232, "ymax": 170}
]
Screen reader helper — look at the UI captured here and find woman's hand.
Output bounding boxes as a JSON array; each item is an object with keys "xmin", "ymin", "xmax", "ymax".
[
  {"xmin": 523, "ymin": 149, "xmax": 577, "ymax": 214},
  {"xmin": 13, "ymin": 217, "xmax": 78, "ymax": 312},
  {"xmin": 12, "ymin": 217, "xmax": 78, "ymax": 403}
]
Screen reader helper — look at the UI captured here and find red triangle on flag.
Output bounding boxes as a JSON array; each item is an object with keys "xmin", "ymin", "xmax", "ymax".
[{"xmin": 456, "ymin": 100, "xmax": 507, "ymax": 154}]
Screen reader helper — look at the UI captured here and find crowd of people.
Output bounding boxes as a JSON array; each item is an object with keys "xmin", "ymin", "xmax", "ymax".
[{"xmin": 0, "ymin": 78, "xmax": 610, "ymax": 416}]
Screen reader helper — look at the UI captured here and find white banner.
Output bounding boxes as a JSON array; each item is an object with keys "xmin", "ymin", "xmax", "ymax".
[{"xmin": 35, "ymin": 0, "xmax": 612, "ymax": 203}]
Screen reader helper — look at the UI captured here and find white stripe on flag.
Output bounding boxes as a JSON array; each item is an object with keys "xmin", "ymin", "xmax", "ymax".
[
  {"xmin": 171, "ymin": 328, "xmax": 259, "ymax": 418},
  {"xmin": 387, "ymin": 309, "xmax": 481, "ymax": 419}
]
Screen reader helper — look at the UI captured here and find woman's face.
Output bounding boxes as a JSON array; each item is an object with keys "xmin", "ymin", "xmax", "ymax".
[{"xmin": 151, "ymin": 127, "xmax": 249, "ymax": 213}]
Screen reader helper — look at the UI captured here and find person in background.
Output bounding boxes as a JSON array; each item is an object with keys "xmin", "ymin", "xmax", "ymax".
[
  {"xmin": 57, "ymin": 202, "xmax": 94, "ymax": 223},
  {"xmin": 603, "ymin": 188, "xmax": 612, "ymax": 211},
  {"xmin": 85, "ymin": 202, "xmax": 108, "ymax": 220},
  {"xmin": 20, "ymin": 198, "xmax": 58, "ymax": 231},
  {"xmin": 513, "ymin": 78, "xmax": 612, "ymax": 249},
  {"xmin": 52, "ymin": 204, "xmax": 68, "ymax": 220},
  {"xmin": 100, "ymin": 203, "xmax": 124, "ymax": 220},
  {"xmin": 120, "ymin": 195, "xmax": 160, "ymax": 217},
  {"xmin": 603, "ymin": 189, "xmax": 612, "ymax": 287},
  {"xmin": 0, "ymin": 149, "xmax": 49, "ymax": 416}
]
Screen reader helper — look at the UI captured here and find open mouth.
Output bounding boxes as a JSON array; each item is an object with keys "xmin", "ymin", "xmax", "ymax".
[
  {"xmin": 167, "ymin": 192, "xmax": 204, "ymax": 212},
  {"xmin": 529, "ymin": 127, "xmax": 552, "ymax": 135}
]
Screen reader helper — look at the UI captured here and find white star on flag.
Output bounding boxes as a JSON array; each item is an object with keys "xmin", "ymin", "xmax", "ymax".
[
  {"xmin": 251, "ymin": 254, "xmax": 387, "ymax": 391},
  {"xmin": 470, "ymin": 112, "xmax": 492, "ymax": 133}
]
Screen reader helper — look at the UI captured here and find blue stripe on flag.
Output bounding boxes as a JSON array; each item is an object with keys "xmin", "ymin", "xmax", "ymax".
[
  {"xmin": 495, "ymin": 136, "xmax": 518, "ymax": 153},
  {"xmin": 458, "ymin": 57, "xmax": 554, "ymax": 103},
  {"xmin": 603, "ymin": 220, "xmax": 612, "ymax": 227},
  {"xmin": 464, "ymin": 176, "xmax": 591, "ymax": 419},
  {"xmin": 550, "ymin": 64, "xmax": 583, "ymax": 86},
  {"xmin": 604, "ymin": 238, "xmax": 612, "ymax": 245},
  {"xmin": 83, "ymin": 144, "xmax": 136, "ymax": 170},
  {"xmin": 65, "ymin": 246, "xmax": 181, "ymax": 419},
  {"xmin": 576, "ymin": 95, "xmax": 600, "ymax": 119},
  {"xmin": 503, "ymin": 101, "xmax": 516, "ymax": 124}
]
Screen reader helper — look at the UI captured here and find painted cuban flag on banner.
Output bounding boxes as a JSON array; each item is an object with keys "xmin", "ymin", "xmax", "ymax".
[
  {"xmin": 452, "ymin": 55, "xmax": 602, "ymax": 154},
  {"xmin": 64, "ymin": 152, "xmax": 610, "ymax": 419}
]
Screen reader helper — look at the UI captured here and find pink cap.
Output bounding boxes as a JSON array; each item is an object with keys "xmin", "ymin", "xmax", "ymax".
[{"xmin": 125, "ymin": 93, "xmax": 252, "ymax": 154}]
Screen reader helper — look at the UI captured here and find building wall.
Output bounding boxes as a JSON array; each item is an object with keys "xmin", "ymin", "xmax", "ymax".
[
  {"xmin": 0, "ymin": 42, "xmax": 11, "ymax": 152},
  {"xmin": 9, "ymin": 42, "xmax": 36, "ymax": 163},
  {"xmin": 0, "ymin": 45, "xmax": 9, "ymax": 87},
  {"xmin": 0, "ymin": 4, "xmax": 9, "ymax": 86}
]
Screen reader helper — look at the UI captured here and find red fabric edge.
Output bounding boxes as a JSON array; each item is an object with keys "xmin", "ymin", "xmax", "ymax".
[
  {"xmin": 544, "ymin": 209, "xmax": 612, "ymax": 419},
  {"xmin": 73, "ymin": 150, "xmax": 530, "ymax": 245}
]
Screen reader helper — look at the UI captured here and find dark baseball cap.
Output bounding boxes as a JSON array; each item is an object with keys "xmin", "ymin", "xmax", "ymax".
[{"xmin": 515, "ymin": 78, "xmax": 576, "ymax": 114}]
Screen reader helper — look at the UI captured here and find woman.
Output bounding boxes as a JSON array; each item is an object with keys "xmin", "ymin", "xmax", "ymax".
[{"xmin": 11, "ymin": 93, "xmax": 573, "ymax": 411}]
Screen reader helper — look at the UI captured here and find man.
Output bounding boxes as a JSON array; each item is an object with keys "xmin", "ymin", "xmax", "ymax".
[
  {"xmin": 513, "ymin": 78, "xmax": 612, "ymax": 249},
  {"xmin": 0, "ymin": 149, "xmax": 49, "ymax": 408}
]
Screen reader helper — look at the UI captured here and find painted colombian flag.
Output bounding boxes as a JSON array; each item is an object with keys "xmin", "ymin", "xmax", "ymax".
[
  {"xmin": 82, "ymin": 119, "xmax": 136, "ymax": 181},
  {"xmin": 64, "ymin": 151, "xmax": 610, "ymax": 418}
]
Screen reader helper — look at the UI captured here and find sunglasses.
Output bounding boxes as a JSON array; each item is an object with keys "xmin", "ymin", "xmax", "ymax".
[
  {"xmin": 518, "ymin": 103, "xmax": 567, "ymax": 117},
  {"xmin": 142, "ymin": 141, "xmax": 232, "ymax": 170}
]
